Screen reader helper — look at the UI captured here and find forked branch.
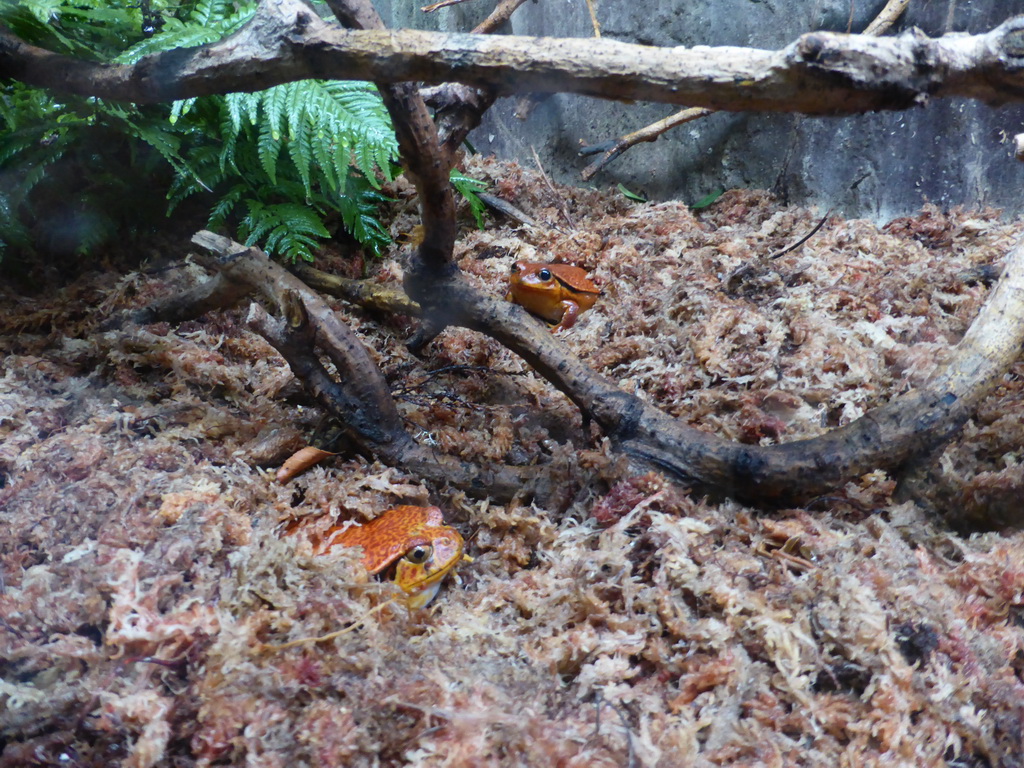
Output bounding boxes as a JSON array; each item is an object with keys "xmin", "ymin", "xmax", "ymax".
[{"xmin": 177, "ymin": 232, "xmax": 560, "ymax": 503}]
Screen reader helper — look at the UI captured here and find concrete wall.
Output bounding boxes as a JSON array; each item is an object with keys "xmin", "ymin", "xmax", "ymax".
[{"xmin": 375, "ymin": 0, "xmax": 1024, "ymax": 220}]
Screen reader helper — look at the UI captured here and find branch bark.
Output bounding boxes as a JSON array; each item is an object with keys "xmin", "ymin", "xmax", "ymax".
[
  {"xmin": 320, "ymin": 0, "xmax": 458, "ymax": 273},
  {"xmin": 578, "ymin": 0, "xmax": 912, "ymax": 180},
  {"xmin": 319, "ymin": 232, "xmax": 1024, "ymax": 503},
  {"xmin": 5, "ymin": 3, "xmax": 1024, "ymax": 114},
  {"xmin": 173, "ymin": 232, "xmax": 560, "ymax": 503}
]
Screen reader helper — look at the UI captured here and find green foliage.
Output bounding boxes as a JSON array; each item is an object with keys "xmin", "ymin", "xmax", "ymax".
[
  {"xmin": 451, "ymin": 172, "xmax": 488, "ymax": 229},
  {"xmin": 0, "ymin": 0, "xmax": 402, "ymax": 263},
  {"xmin": 617, "ymin": 183, "xmax": 647, "ymax": 203},
  {"xmin": 691, "ymin": 189, "xmax": 725, "ymax": 210}
]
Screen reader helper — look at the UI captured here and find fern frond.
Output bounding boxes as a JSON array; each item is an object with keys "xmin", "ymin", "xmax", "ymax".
[
  {"xmin": 451, "ymin": 171, "xmax": 489, "ymax": 229},
  {"xmin": 240, "ymin": 200, "xmax": 273, "ymax": 244},
  {"xmin": 0, "ymin": 188, "xmax": 33, "ymax": 251},
  {"xmin": 261, "ymin": 85, "xmax": 288, "ymax": 143},
  {"xmin": 336, "ymin": 177, "xmax": 392, "ymax": 257},
  {"xmin": 239, "ymin": 201, "xmax": 330, "ymax": 262},
  {"xmin": 256, "ymin": 116, "xmax": 281, "ymax": 184},
  {"xmin": 115, "ymin": 1, "xmax": 256, "ymax": 64},
  {"xmin": 224, "ymin": 92, "xmax": 246, "ymax": 136},
  {"xmin": 286, "ymin": 91, "xmax": 314, "ymax": 197},
  {"xmin": 169, "ymin": 97, "xmax": 198, "ymax": 125},
  {"xmin": 208, "ymin": 184, "xmax": 245, "ymax": 230},
  {"xmin": 16, "ymin": 145, "xmax": 69, "ymax": 205}
]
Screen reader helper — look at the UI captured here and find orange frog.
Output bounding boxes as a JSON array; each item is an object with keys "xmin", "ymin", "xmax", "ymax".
[
  {"xmin": 316, "ymin": 505, "xmax": 469, "ymax": 608},
  {"xmin": 505, "ymin": 260, "xmax": 601, "ymax": 332}
]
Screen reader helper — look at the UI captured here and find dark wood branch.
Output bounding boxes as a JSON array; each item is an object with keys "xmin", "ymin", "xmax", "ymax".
[
  {"xmin": 322, "ymin": 232, "xmax": 1024, "ymax": 505},
  {"xmin": 188, "ymin": 233, "xmax": 410, "ymax": 452},
  {"xmin": 166, "ymin": 233, "xmax": 558, "ymax": 503},
  {"xmin": 418, "ymin": 0, "xmax": 528, "ymax": 157},
  {"xmin": 421, "ymin": 83, "xmax": 497, "ymax": 161},
  {"xmin": 7, "ymin": 4, "xmax": 1024, "ymax": 114},
  {"xmin": 322, "ymin": 0, "xmax": 458, "ymax": 276}
]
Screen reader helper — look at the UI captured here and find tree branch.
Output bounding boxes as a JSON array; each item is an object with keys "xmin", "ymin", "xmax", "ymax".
[
  {"xmin": 6, "ymin": 4, "xmax": 1024, "ymax": 114},
  {"xmin": 171, "ymin": 233, "xmax": 559, "ymax": 503},
  {"xmin": 320, "ymin": 230, "xmax": 1024, "ymax": 504},
  {"xmin": 319, "ymin": 0, "xmax": 458, "ymax": 273},
  {"xmin": 578, "ymin": 0, "xmax": 913, "ymax": 179}
]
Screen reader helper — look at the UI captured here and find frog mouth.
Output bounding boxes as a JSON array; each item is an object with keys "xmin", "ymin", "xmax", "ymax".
[
  {"xmin": 377, "ymin": 545, "xmax": 470, "ymax": 607},
  {"xmin": 377, "ymin": 556, "xmax": 450, "ymax": 598},
  {"xmin": 404, "ymin": 581, "xmax": 443, "ymax": 610}
]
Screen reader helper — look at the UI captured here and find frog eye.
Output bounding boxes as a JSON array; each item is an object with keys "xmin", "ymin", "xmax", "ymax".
[
  {"xmin": 510, "ymin": 262, "xmax": 520, "ymax": 273},
  {"xmin": 538, "ymin": 268, "xmax": 552, "ymax": 281},
  {"xmin": 405, "ymin": 545, "xmax": 432, "ymax": 565}
]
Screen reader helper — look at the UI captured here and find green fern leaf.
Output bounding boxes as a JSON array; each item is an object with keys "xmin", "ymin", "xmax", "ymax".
[
  {"xmin": 451, "ymin": 171, "xmax": 489, "ymax": 229},
  {"xmin": 224, "ymin": 92, "xmax": 245, "ymax": 136},
  {"xmin": 241, "ymin": 200, "xmax": 274, "ymax": 244},
  {"xmin": 169, "ymin": 97, "xmax": 197, "ymax": 125},
  {"xmin": 261, "ymin": 85, "xmax": 288, "ymax": 143},
  {"xmin": 256, "ymin": 116, "xmax": 281, "ymax": 184},
  {"xmin": 286, "ymin": 116, "xmax": 314, "ymax": 197},
  {"xmin": 115, "ymin": 21, "xmax": 219, "ymax": 64},
  {"xmin": 239, "ymin": 201, "xmax": 329, "ymax": 261},
  {"xmin": 208, "ymin": 184, "xmax": 245, "ymax": 230}
]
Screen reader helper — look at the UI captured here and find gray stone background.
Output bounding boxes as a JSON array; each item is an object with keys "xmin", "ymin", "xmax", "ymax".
[{"xmin": 374, "ymin": 0, "xmax": 1024, "ymax": 220}]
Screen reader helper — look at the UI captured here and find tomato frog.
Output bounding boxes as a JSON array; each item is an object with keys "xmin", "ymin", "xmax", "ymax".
[
  {"xmin": 315, "ymin": 505, "xmax": 469, "ymax": 608},
  {"xmin": 505, "ymin": 261, "xmax": 601, "ymax": 332}
]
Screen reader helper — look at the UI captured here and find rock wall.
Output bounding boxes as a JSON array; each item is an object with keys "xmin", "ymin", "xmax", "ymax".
[{"xmin": 375, "ymin": 0, "xmax": 1024, "ymax": 220}]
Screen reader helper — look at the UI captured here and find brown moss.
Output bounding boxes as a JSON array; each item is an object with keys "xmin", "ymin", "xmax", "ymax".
[{"xmin": 2, "ymin": 159, "xmax": 1024, "ymax": 766}]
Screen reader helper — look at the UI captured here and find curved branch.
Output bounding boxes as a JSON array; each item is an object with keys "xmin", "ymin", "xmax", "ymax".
[
  {"xmin": 579, "ymin": 0, "xmax": 912, "ymax": 180},
  {"xmin": 173, "ymin": 232, "xmax": 557, "ymax": 503},
  {"xmin": 5, "ymin": 5, "xmax": 1024, "ymax": 113},
  {"xmin": 323, "ymin": 232, "xmax": 1024, "ymax": 504}
]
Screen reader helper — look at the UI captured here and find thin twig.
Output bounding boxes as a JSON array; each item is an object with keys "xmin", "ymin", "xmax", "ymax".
[
  {"xmin": 422, "ymin": 0, "xmax": 476, "ymax": 12},
  {"xmin": 584, "ymin": 0, "xmax": 601, "ymax": 38},
  {"xmin": 863, "ymin": 0, "xmax": 912, "ymax": 36},
  {"xmin": 472, "ymin": 0, "xmax": 529, "ymax": 33},
  {"xmin": 580, "ymin": 108, "xmax": 713, "ymax": 181},
  {"xmin": 768, "ymin": 209, "xmax": 831, "ymax": 259},
  {"xmin": 261, "ymin": 601, "xmax": 396, "ymax": 651},
  {"xmin": 724, "ymin": 209, "xmax": 831, "ymax": 293},
  {"xmin": 578, "ymin": 0, "xmax": 912, "ymax": 179}
]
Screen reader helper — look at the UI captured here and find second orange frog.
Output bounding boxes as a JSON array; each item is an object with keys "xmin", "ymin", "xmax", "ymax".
[{"xmin": 505, "ymin": 261, "xmax": 601, "ymax": 332}]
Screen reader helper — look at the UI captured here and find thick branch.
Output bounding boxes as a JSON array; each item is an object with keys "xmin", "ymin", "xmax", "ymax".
[
  {"xmin": 6, "ymin": 5, "xmax": 1024, "ymax": 113},
  {"xmin": 188, "ymin": 233, "xmax": 410, "ymax": 453},
  {"xmin": 178, "ymin": 233, "xmax": 556, "ymax": 503},
  {"xmin": 328, "ymin": 233, "xmax": 1024, "ymax": 504},
  {"xmin": 322, "ymin": 0, "xmax": 457, "ymax": 272}
]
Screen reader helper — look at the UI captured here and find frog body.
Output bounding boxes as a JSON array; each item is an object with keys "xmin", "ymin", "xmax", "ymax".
[
  {"xmin": 505, "ymin": 261, "xmax": 601, "ymax": 332},
  {"xmin": 316, "ymin": 505, "xmax": 467, "ymax": 608}
]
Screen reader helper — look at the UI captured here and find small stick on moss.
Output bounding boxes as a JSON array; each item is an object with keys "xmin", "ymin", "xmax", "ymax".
[{"xmin": 261, "ymin": 600, "xmax": 396, "ymax": 651}]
